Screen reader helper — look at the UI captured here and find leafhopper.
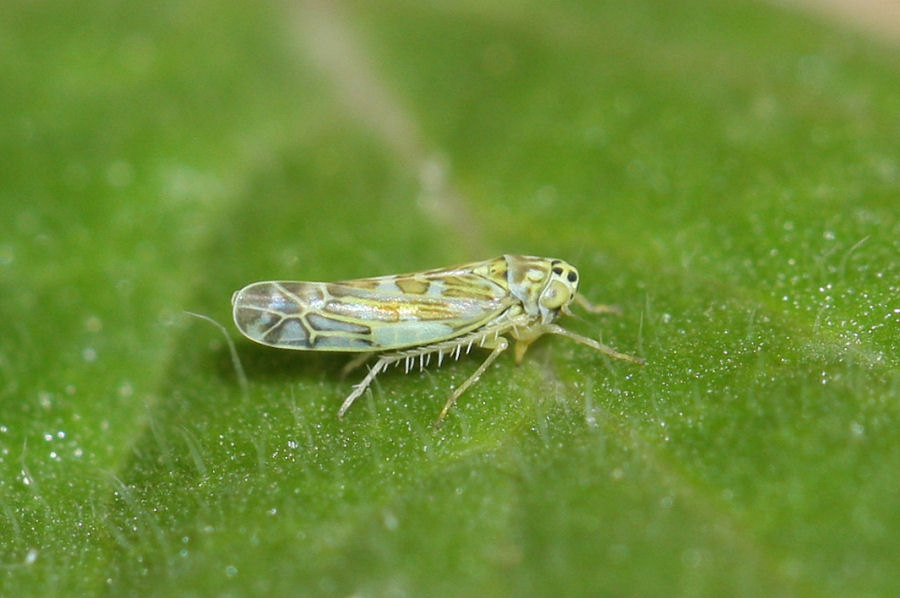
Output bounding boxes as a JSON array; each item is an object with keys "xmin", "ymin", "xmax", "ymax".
[{"xmin": 232, "ymin": 255, "xmax": 644, "ymax": 424}]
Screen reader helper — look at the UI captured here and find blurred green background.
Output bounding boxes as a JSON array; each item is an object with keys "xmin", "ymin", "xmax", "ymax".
[{"xmin": 1, "ymin": 0, "xmax": 898, "ymax": 595}]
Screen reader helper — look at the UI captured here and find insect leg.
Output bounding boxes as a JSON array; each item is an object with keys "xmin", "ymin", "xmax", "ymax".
[
  {"xmin": 340, "ymin": 352, "xmax": 373, "ymax": 379},
  {"xmin": 572, "ymin": 294, "xmax": 623, "ymax": 316},
  {"xmin": 543, "ymin": 324, "xmax": 645, "ymax": 365},
  {"xmin": 338, "ymin": 355, "xmax": 394, "ymax": 418},
  {"xmin": 435, "ymin": 337, "xmax": 509, "ymax": 426}
]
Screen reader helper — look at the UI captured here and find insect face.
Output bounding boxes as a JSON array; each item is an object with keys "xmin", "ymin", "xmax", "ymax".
[{"xmin": 538, "ymin": 260, "xmax": 579, "ymax": 323}]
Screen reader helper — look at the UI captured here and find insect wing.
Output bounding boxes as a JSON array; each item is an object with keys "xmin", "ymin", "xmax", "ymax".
[
  {"xmin": 232, "ymin": 263, "xmax": 514, "ymax": 351},
  {"xmin": 233, "ymin": 281, "xmax": 373, "ymax": 350}
]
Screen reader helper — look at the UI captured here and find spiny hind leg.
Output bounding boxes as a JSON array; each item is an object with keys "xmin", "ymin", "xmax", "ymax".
[
  {"xmin": 340, "ymin": 352, "xmax": 373, "ymax": 379},
  {"xmin": 435, "ymin": 337, "xmax": 509, "ymax": 426},
  {"xmin": 338, "ymin": 354, "xmax": 395, "ymax": 418}
]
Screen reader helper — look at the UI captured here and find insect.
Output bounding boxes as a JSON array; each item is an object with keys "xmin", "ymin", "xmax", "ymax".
[{"xmin": 232, "ymin": 255, "xmax": 644, "ymax": 425}]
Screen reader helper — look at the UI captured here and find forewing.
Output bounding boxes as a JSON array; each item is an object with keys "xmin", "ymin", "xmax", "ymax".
[{"xmin": 232, "ymin": 261, "xmax": 514, "ymax": 351}]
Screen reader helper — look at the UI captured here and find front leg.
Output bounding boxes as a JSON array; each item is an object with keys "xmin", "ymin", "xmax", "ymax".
[{"xmin": 573, "ymin": 293, "xmax": 623, "ymax": 316}]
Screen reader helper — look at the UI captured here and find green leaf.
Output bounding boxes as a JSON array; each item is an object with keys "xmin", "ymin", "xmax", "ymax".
[{"xmin": 2, "ymin": 0, "xmax": 898, "ymax": 596}]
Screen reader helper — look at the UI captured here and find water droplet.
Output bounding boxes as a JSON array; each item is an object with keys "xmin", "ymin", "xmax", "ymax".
[{"xmin": 24, "ymin": 549, "xmax": 38, "ymax": 565}]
